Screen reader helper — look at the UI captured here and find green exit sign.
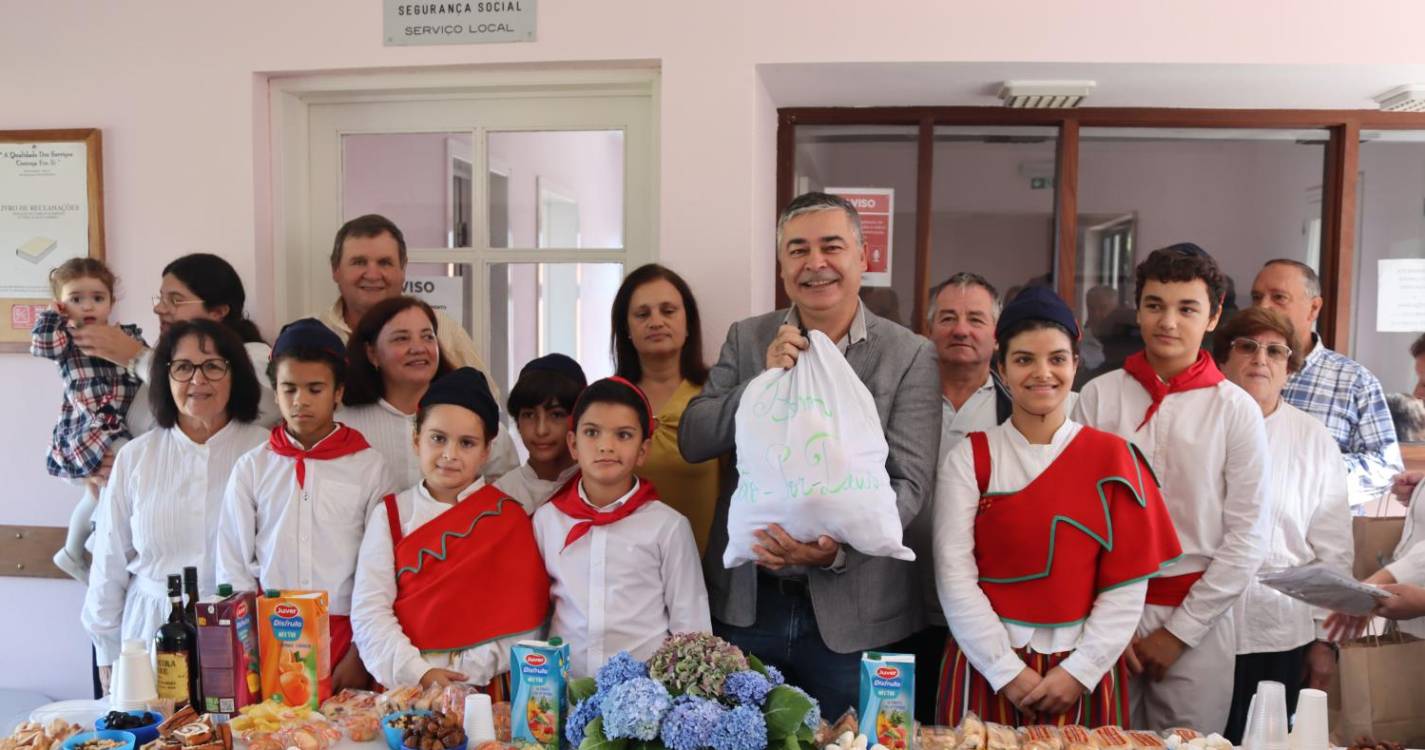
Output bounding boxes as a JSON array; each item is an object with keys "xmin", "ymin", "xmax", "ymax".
[{"xmin": 1030, "ymin": 177, "xmax": 1051, "ymax": 190}]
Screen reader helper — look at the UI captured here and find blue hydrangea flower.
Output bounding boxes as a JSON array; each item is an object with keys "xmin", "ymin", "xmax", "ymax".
[
  {"xmin": 723, "ymin": 671, "xmax": 772, "ymax": 707},
  {"xmin": 709, "ymin": 705, "xmax": 768, "ymax": 750},
  {"xmin": 566, "ymin": 694, "xmax": 604, "ymax": 746},
  {"xmin": 596, "ymin": 651, "xmax": 649, "ymax": 693},
  {"xmin": 786, "ymin": 686, "xmax": 821, "ymax": 731},
  {"xmin": 763, "ymin": 665, "xmax": 785, "ymax": 686},
  {"xmin": 601, "ymin": 677, "xmax": 672, "ymax": 741},
  {"xmin": 660, "ymin": 695, "xmax": 727, "ymax": 750}
]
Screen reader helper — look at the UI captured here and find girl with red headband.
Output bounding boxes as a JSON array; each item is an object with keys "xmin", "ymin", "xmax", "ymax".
[{"xmin": 530, "ymin": 377, "xmax": 712, "ymax": 678}]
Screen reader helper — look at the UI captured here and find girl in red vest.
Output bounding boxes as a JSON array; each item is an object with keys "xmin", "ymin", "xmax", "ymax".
[
  {"xmin": 350, "ymin": 367, "xmax": 550, "ymax": 693},
  {"xmin": 934, "ymin": 287, "xmax": 1181, "ymax": 727}
]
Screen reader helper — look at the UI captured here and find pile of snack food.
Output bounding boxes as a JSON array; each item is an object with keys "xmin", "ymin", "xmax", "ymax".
[
  {"xmin": 141, "ymin": 705, "xmax": 233, "ymax": 750},
  {"xmin": 906, "ymin": 714, "xmax": 1236, "ymax": 750},
  {"xmin": 393, "ymin": 711, "xmax": 466, "ymax": 750},
  {"xmin": 0, "ymin": 719, "xmax": 85, "ymax": 750},
  {"xmin": 1346, "ymin": 736, "xmax": 1405, "ymax": 750},
  {"xmin": 372, "ymin": 684, "xmax": 513, "ymax": 747},
  {"xmin": 318, "ymin": 690, "xmax": 381, "ymax": 742},
  {"xmin": 225, "ymin": 700, "xmax": 340, "ymax": 750}
]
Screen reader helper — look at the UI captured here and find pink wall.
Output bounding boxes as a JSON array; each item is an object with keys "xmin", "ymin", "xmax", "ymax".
[{"xmin": 7, "ymin": 0, "xmax": 1425, "ymax": 698}]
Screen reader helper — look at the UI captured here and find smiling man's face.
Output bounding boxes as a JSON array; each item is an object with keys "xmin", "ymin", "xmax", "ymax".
[{"xmin": 929, "ymin": 283, "xmax": 997, "ymax": 370}]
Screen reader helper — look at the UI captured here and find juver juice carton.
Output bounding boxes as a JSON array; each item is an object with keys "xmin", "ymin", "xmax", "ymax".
[
  {"xmin": 196, "ymin": 587, "xmax": 260, "ymax": 719},
  {"xmin": 256, "ymin": 589, "xmax": 330, "ymax": 710},
  {"xmin": 511, "ymin": 638, "xmax": 570, "ymax": 750},
  {"xmin": 859, "ymin": 652, "xmax": 915, "ymax": 750}
]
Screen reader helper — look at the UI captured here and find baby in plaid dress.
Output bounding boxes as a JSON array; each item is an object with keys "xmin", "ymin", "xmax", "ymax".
[{"xmin": 32, "ymin": 258, "xmax": 144, "ymax": 582}]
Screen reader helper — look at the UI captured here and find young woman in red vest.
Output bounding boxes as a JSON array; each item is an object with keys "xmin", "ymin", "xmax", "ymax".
[
  {"xmin": 933, "ymin": 287, "xmax": 1181, "ymax": 726},
  {"xmin": 351, "ymin": 367, "xmax": 550, "ymax": 694}
]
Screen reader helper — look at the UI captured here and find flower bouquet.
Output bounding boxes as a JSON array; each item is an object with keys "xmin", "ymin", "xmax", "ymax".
[{"xmin": 565, "ymin": 633, "xmax": 821, "ymax": 750}]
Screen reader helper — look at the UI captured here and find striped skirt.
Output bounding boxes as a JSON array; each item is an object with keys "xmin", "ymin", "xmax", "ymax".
[{"xmin": 934, "ymin": 637, "xmax": 1129, "ymax": 727}]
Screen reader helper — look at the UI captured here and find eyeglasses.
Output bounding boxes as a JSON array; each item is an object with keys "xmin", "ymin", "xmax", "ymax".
[
  {"xmin": 169, "ymin": 358, "xmax": 231, "ymax": 383},
  {"xmin": 151, "ymin": 294, "xmax": 205, "ymax": 311},
  {"xmin": 1230, "ymin": 337, "xmax": 1293, "ymax": 362}
]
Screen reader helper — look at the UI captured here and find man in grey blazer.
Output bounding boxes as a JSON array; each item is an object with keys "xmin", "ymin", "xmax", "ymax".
[{"xmin": 680, "ymin": 192, "xmax": 941, "ymax": 716}]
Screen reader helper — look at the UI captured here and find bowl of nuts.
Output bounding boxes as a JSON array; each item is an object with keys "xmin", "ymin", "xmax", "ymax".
[
  {"xmin": 381, "ymin": 711, "xmax": 431, "ymax": 750},
  {"xmin": 61, "ymin": 730, "xmax": 136, "ymax": 750},
  {"xmin": 96, "ymin": 710, "xmax": 163, "ymax": 746},
  {"xmin": 399, "ymin": 711, "xmax": 466, "ymax": 750}
]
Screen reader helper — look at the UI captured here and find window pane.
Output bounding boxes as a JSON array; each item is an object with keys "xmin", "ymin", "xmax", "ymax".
[
  {"xmin": 794, "ymin": 125, "xmax": 919, "ymax": 327},
  {"xmin": 342, "ymin": 132, "xmax": 472, "ymax": 248},
  {"xmin": 487, "ymin": 131, "xmax": 625, "ymax": 249},
  {"xmin": 406, "ymin": 262, "xmax": 472, "ymax": 335},
  {"xmin": 930, "ymin": 125, "xmax": 1058, "ymax": 314},
  {"xmin": 1355, "ymin": 131, "xmax": 1425, "ymax": 402},
  {"xmin": 1075, "ymin": 127, "xmax": 1327, "ymax": 378},
  {"xmin": 488, "ymin": 262, "xmax": 622, "ymax": 398}
]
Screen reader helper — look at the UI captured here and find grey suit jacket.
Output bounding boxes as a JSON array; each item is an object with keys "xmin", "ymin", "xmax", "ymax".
[{"xmin": 679, "ymin": 307, "xmax": 942, "ymax": 653}]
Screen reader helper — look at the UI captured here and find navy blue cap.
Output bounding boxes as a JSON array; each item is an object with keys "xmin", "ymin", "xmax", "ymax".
[
  {"xmin": 273, "ymin": 318, "xmax": 345, "ymax": 359},
  {"xmin": 1162, "ymin": 242, "xmax": 1211, "ymax": 259},
  {"xmin": 519, "ymin": 353, "xmax": 587, "ymax": 390},
  {"xmin": 420, "ymin": 367, "xmax": 500, "ymax": 437},
  {"xmin": 994, "ymin": 286, "xmax": 1081, "ymax": 342}
]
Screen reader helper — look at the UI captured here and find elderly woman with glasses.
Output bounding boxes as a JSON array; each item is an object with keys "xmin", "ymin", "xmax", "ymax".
[
  {"xmin": 81, "ymin": 320, "xmax": 269, "ymax": 693},
  {"xmin": 1212, "ymin": 306, "xmax": 1353, "ymax": 743}
]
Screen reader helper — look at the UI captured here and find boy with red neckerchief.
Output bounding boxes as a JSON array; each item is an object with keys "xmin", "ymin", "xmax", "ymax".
[
  {"xmin": 217, "ymin": 318, "xmax": 393, "ymax": 693},
  {"xmin": 1073, "ymin": 245, "xmax": 1270, "ymax": 733},
  {"xmin": 530, "ymin": 377, "xmax": 711, "ymax": 678}
]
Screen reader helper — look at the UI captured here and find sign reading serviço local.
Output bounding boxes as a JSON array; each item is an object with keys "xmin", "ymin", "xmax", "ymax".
[{"xmin": 383, "ymin": 1, "xmax": 536, "ymax": 46}]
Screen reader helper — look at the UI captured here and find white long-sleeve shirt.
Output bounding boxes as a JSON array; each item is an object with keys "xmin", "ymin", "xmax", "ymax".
[
  {"xmin": 214, "ymin": 427, "xmax": 392, "ymax": 615},
  {"xmin": 1387, "ymin": 482, "xmax": 1425, "ymax": 638},
  {"xmin": 1233, "ymin": 401, "xmax": 1353, "ymax": 654},
  {"xmin": 495, "ymin": 463, "xmax": 579, "ymax": 514},
  {"xmin": 1074, "ymin": 370, "xmax": 1271, "ymax": 647},
  {"xmin": 935, "ymin": 418, "xmax": 1147, "ymax": 692},
  {"xmin": 83, "ymin": 421, "xmax": 269, "ymax": 665},
  {"xmin": 351, "ymin": 479, "xmax": 541, "ymax": 687},
  {"xmin": 337, "ymin": 399, "xmax": 519, "ymax": 489},
  {"xmin": 530, "ymin": 480, "xmax": 712, "ymax": 678}
]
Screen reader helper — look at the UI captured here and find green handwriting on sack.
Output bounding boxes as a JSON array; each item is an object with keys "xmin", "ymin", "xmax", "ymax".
[
  {"xmin": 750, "ymin": 377, "xmax": 833, "ymax": 423},
  {"xmin": 732, "ymin": 432, "xmax": 883, "ymax": 504}
]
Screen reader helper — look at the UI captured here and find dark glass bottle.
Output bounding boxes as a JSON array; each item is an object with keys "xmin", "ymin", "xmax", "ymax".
[
  {"xmin": 154, "ymin": 574, "xmax": 199, "ymax": 706},
  {"xmin": 182, "ymin": 566, "xmax": 204, "ymax": 708}
]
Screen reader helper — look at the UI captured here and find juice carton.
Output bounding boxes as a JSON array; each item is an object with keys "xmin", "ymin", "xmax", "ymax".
[
  {"xmin": 511, "ymin": 638, "xmax": 570, "ymax": 750},
  {"xmin": 859, "ymin": 652, "xmax": 914, "ymax": 750},
  {"xmin": 195, "ymin": 587, "xmax": 260, "ymax": 719},
  {"xmin": 256, "ymin": 589, "xmax": 330, "ymax": 710}
]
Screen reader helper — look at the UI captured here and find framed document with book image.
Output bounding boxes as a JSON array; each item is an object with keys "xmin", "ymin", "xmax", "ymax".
[{"xmin": 0, "ymin": 129, "xmax": 104, "ymax": 351}]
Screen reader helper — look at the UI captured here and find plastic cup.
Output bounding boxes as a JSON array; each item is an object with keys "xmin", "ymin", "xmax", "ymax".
[
  {"xmin": 1243, "ymin": 680, "xmax": 1290, "ymax": 750},
  {"xmin": 464, "ymin": 693, "xmax": 495, "ymax": 744},
  {"xmin": 1290, "ymin": 688, "xmax": 1329, "ymax": 750},
  {"xmin": 111, "ymin": 640, "xmax": 157, "ymax": 709}
]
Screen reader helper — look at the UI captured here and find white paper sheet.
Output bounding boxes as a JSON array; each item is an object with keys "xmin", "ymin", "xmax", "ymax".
[{"xmin": 1259, "ymin": 563, "xmax": 1391, "ymax": 616}]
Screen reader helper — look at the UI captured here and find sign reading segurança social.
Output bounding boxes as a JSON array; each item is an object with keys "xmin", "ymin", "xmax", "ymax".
[{"xmin": 383, "ymin": 1, "xmax": 536, "ymax": 46}]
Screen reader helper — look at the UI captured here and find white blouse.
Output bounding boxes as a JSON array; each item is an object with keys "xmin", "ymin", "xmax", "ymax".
[
  {"xmin": 1233, "ymin": 401, "xmax": 1353, "ymax": 654},
  {"xmin": 214, "ymin": 427, "xmax": 392, "ymax": 615},
  {"xmin": 935, "ymin": 418, "xmax": 1147, "ymax": 692},
  {"xmin": 351, "ymin": 480, "xmax": 541, "ymax": 687},
  {"xmin": 337, "ymin": 399, "xmax": 520, "ymax": 490},
  {"xmin": 530, "ymin": 480, "xmax": 712, "ymax": 678},
  {"xmin": 1387, "ymin": 482, "xmax": 1425, "ymax": 638},
  {"xmin": 1074, "ymin": 371, "xmax": 1271, "ymax": 648},
  {"xmin": 82, "ymin": 420, "xmax": 269, "ymax": 666},
  {"xmin": 494, "ymin": 463, "xmax": 579, "ymax": 514}
]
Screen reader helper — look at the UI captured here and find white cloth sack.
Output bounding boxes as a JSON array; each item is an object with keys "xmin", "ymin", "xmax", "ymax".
[{"xmin": 723, "ymin": 330, "xmax": 915, "ymax": 568}]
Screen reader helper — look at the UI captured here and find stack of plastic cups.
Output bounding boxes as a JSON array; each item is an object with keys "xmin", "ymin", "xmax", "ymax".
[
  {"xmin": 1243, "ymin": 681, "xmax": 1291, "ymax": 750},
  {"xmin": 1289, "ymin": 689, "xmax": 1330, "ymax": 750},
  {"xmin": 111, "ymin": 639, "xmax": 158, "ymax": 711},
  {"xmin": 463, "ymin": 693, "xmax": 495, "ymax": 744}
]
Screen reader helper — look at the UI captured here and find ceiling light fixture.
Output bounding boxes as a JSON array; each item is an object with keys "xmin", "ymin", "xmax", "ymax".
[
  {"xmin": 998, "ymin": 80, "xmax": 1096, "ymax": 109},
  {"xmin": 1375, "ymin": 84, "xmax": 1425, "ymax": 112}
]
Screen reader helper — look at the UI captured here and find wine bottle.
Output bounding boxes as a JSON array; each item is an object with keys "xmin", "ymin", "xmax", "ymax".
[
  {"xmin": 154, "ymin": 573, "xmax": 199, "ymax": 706},
  {"xmin": 182, "ymin": 565, "xmax": 204, "ymax": 709}
]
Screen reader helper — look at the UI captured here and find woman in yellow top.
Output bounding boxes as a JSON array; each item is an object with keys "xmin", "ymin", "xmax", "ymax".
[{"xmin": 611, "ymin": 264, "xmax": 719, "ymax": 554}]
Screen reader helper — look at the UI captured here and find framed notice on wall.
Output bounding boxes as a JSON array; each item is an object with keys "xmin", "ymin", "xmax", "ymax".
[
  {"xmin": 826, "ymin": 187, "xmax": 893, "ymax": 287},
  {"xmin": 0, "ymin": 129, "xmax": 104, "ymax": 351}
]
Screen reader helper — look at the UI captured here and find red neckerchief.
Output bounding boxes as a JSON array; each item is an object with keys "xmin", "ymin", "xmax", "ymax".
[
  {"xmin": 548, "ymin": 473, "xmax": 660, "ymax": 550},
  {"xmin": 1121, "ymin": 349, "xmax": 1225, "ymax": 430},
  {"xmin": 266, "ymin": 423, "xmax": 371, "ymax": 488}
]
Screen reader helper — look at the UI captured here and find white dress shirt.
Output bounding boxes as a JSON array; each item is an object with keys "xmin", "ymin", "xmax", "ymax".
[
  {"xmin": 1074, "ymin": 370, "xmax": 1271, "ymax": 647},
  {"xmin": 214, "ymin": 426, "xmax": 392, "ymax": 615},
  {"xmin": 939, "ymin": 375, "xmax": 1000, "ymax": 466},
  {"xmin": 1387, "ymin": 482, "xmax": 1425, "ymax": 638},
  {"xmin": 83, "ymin": 421, "xmax": 269, "ymax": 665},
  {"xmin": 1233, "ymin": 401, "xmax": 1352, "ymax": 654},
  {"xmin": 337, "ymin": 400, "xmax": 519, "ymax": 490},
  {"xmin": 530, "ymin": 480, "xmax": 712, "ymax": 678},
  {"xmin": 935, "ymin": 418, "xmax": 1147, "ymax": 692},
  {"xmin": 351, "ymin": 479, "xmax": 541, "ymax": 687},
  {"xmin": 495, "ymin": 463, "xmax": 579, "ymax": 514}
]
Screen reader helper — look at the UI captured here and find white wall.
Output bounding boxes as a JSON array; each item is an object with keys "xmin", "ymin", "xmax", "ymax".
[{"xmin": 7, "ymin": 0, "xmax": 1425, "ymax": 697}]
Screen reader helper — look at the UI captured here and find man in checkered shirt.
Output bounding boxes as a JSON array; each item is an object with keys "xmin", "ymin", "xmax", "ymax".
[{"xmin": 1250, "ymin": 259, "xmax": 1402, "ymax": 512}]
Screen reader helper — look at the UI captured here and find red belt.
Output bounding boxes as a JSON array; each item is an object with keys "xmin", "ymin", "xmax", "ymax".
[{"xmin": 1145, "ymin": 571, "xmax": 1203, "ymax": 607}]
